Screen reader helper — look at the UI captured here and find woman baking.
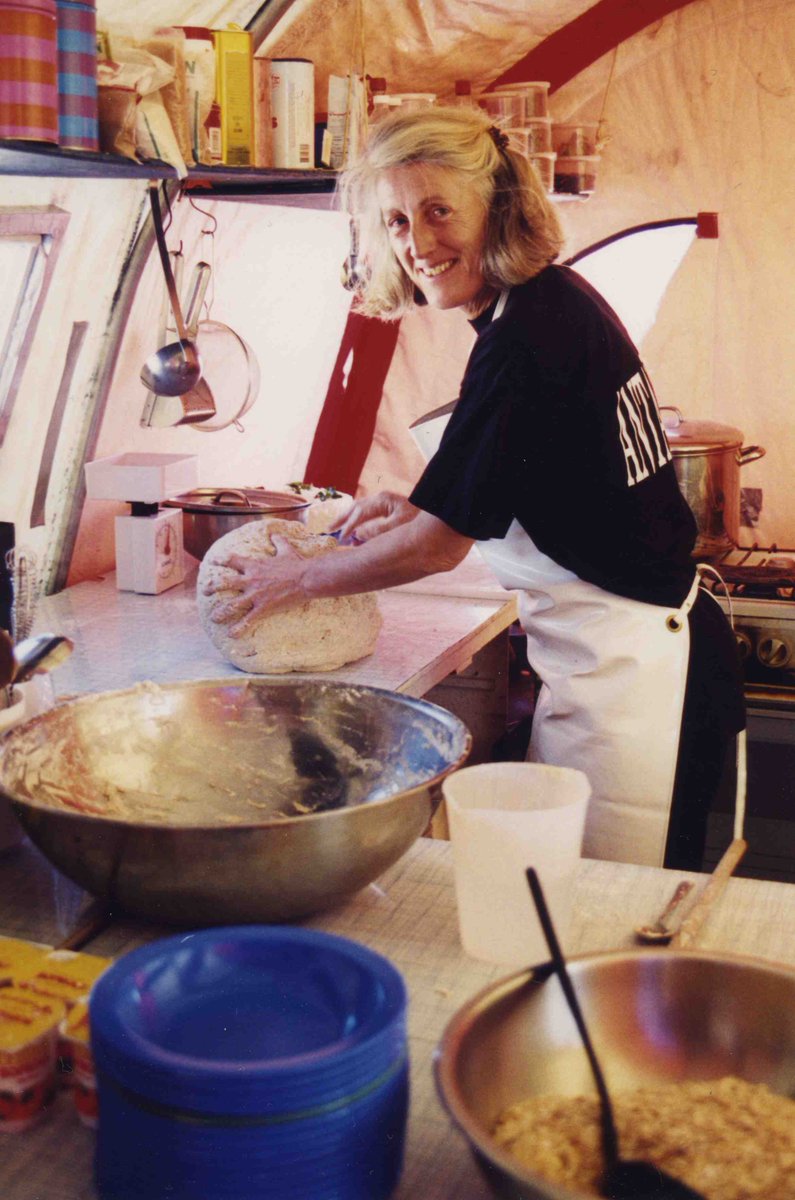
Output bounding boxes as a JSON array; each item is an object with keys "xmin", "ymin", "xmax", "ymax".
[{"xmin": 205, "ymin": 105, "xmax": 745, "ymax": 871}]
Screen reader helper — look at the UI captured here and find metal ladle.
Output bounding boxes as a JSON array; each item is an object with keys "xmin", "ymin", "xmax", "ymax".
[
  {"xmin": 526, "ymin": 868, "xmax": 705, "ymax": 1200},
  {"xmin": 140, "ymin": 184, "xmax": 203, "ymax": 397},
  {"xmin": 12, "ymin": 634, "xmax": 74, "ymax": 684}
]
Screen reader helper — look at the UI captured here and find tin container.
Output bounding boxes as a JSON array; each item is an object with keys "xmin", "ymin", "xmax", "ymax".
[
  {"xmin": 269, "ymin": 57, "xmax": 314, "ymax": 168},
  {"xmin": 55, "ymin": 0, "xmax": 97, "ymax": 150},
  {"xmin": 0, "ymin": 0, "xmax": 58, "ymax": 143}
]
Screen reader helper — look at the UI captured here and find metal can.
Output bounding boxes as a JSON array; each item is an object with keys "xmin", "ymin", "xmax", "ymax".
[
  {"xmin": 56, "ymin": 0, "xmax": 97, "ymax": 150},
  {"xmin": 0, "ymin": 0, "xmax": 59, "ymax": 143},
  {"xmin": 269, "ymin": 57, "xmax": 314, "ymax": 169}
]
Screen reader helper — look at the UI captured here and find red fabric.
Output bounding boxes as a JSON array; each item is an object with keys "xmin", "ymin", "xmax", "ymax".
[
  {"xmin": 303, "ymin": 311, "xmax": 400, "ymax": 494},
  {"xmin": 492, "ymin": 0, "xmax": 696, "ymax": 92}
]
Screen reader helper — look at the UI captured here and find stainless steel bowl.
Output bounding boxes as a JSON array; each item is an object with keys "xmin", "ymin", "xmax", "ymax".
[
  {"xmin": 435, "ymin": 949, "xmax": 795, "ymax": 1200},
  {"xmin": 0, "ymin": 678, "xmax": 471, "ymax": 925}
]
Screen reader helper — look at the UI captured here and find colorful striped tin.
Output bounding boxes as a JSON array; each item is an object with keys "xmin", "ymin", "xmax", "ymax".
[
  {"xmin": 55, "ymin": 0, "xmax": 96, "ymax": 150},
  {"xmin": 0, "ymin": 0, "xmax": 59, "ymax": 143}
]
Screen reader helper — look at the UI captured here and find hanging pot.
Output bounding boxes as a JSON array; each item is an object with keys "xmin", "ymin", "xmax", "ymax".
[{"xmin": 661, "ymin": 407, "xmax": 765, "ymax": 557}]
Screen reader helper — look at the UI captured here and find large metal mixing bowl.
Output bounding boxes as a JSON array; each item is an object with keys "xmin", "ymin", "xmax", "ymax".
[
  {"xmin": 0, "ymin": 678, "xmax": 470, "ymax": 925},
  {"xmin": 435, "ymin": 949, "xmax": 795, "ymax": 1200}
]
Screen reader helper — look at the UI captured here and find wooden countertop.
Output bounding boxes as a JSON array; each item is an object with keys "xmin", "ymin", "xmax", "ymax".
[
  {"xmin": 35, "ymin": 556, "xmax": 517, "ymax": 701},
  {"xmin": 2, "ymin": 837, "xmax": 795, "ymax": 1200}
]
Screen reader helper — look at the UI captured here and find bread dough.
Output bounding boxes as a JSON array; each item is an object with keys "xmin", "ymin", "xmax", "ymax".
[
  {"xmin": 285, "ymin": 483, "xmax": 354, "ymax": 534},
  {"xmin": 196, "ymin": 518, "xmax": 382, "ymax": 673}
]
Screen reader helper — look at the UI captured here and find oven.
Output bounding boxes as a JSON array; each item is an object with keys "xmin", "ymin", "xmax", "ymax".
[{"xmin": 703, "ymin": 546, "xmax": 795, "ymax": 882}]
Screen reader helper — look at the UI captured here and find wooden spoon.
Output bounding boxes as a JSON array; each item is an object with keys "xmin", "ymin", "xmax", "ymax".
[{"xmin": 526, "ymin": 868, "xmax": 705, "ymax": 1200}]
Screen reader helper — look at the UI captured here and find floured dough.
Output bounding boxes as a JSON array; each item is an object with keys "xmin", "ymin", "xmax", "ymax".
[{"xmin": 196, "ymin": 518, "xmax": 382, "ymax": 674}]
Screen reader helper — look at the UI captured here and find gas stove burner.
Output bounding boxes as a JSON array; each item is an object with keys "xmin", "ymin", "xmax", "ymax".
[{"xmin": 708, "ymin": 548, "xmax": 795, "ymax": 600}]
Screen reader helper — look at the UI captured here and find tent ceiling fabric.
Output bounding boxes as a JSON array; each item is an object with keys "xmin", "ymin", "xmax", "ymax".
[
  {"xmin": 95, "ymin": 2, "xmax": 263, "ymax": 35},
  {"xmin": 96, "ymin": 0, "xmax": 601, "ymax": 100},
  {"xmin": 260, "ymin": 0, "xmax": 598, "ymax": 102}
]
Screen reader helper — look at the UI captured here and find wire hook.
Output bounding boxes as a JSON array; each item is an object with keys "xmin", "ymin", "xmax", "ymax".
[{"xmin": 187, "ymin": 193, "xmax": 218, "ymax": 235}]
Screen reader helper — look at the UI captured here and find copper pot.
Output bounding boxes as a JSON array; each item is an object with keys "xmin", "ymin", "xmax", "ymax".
[{"xmin": 661, "ymin": 408, "xmax": 765, "ymax": 557}]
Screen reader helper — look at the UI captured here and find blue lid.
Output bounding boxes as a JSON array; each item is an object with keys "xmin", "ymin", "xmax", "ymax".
[{"xmin": 90, "ymin": 926, "xmax": 407, "ymax": 1116}]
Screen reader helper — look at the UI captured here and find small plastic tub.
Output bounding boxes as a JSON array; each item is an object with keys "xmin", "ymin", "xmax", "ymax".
[
  {"xmin": 528, "ymin": 151, "xmax": 555, "ymax": 193},
  {"xmin": 59, "ymin": 997, "xmax": 98, "ymax": 1127},
  {"xmin": 554, "ymin": 154, "xmax": 600, "ymax": 195},
  {"xmin": 506, "ymin": 119, "xmax": 552, "ymax": 155},
  {"xmin": 551, "ymin": 121, "xmax": 600, "ymax": 156},
  {"xmin": 0, "ymin": 988, "xmax": 66, "ymax": 1131},
  {"xmin": 476, "ymin": 89, "xmax": 525, "ymax": 127},
  {"xmin": 492, "ymin": 80, "xmax": 550, "ymax": 118},
  {"xmin": 90, "ymin": 926, "xmax": 409, "ymax": 1200}
]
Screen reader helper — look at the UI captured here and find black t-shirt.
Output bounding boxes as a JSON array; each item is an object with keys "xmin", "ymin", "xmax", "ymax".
[{"xmin": 410, "ymin": 265, "xmax": 698, "ymax": 607}]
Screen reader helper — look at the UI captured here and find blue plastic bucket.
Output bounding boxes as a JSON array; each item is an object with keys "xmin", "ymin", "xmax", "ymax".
[{"xmin": 90, "ymin": 926, "xmax": 409, "ymax": 1200}]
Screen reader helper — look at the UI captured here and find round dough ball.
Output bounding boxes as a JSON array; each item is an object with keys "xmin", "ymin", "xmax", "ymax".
[
  {"xmin": 289, "ymin": 485, "xmax": 354, "ymax": 534},
  {"xmin": 196, "ymin": 518, "xmax": 382, "ymax": 674}
]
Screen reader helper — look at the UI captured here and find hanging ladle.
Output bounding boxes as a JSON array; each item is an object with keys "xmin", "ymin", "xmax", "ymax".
[
  {"xmin": 12, "ymin": 634, "xmax": 74, "ymax": 684},
  {"xmin": 140, "ymin": 184, "xmax": 203, "ymax": 397},
  {"xmin": 525, "ymin": 868, "xmax": 705, "ymax": 1200}
]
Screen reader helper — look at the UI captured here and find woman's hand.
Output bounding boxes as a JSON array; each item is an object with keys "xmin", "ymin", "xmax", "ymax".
[
  {"xmin": 334, "ymin": 491, "xmax": 418, "ymax": 543},
  {"xmin": 202, "ymin": 536, "xmax": 307, "ymax": 637}
]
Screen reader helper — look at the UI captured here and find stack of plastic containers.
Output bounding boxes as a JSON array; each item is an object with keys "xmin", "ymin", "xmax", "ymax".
[
  {"xmin": 89, "ymin": 926, "xmax": 409, "ymax": 1200},
  {"xmin": 475, "ymin": 81, "xmax": 554, "ymax": 191}
]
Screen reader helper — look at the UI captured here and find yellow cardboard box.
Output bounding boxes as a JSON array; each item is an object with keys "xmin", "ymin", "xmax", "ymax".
[{"xmin": 212, "ymin": 25, "xmax": 253, "ymax": 166}]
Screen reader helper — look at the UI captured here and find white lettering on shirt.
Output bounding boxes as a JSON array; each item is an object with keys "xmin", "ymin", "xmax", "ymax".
[{"xmin": 616, "ymin": 367, "xmax": 672, "ymax": 487}]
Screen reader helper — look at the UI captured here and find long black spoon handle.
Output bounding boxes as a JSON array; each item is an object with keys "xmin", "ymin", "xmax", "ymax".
[{"xmin": 525, "ymin": 867, "xmax": 619, "ymax": 1170}]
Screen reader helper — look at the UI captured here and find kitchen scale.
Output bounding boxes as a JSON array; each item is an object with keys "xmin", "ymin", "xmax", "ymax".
[{"xmin": 84, "ymin": 453, "xmax": 198, "ymax": 594}]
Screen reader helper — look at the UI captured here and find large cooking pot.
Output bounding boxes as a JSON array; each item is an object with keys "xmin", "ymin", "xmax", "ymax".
[
  {"xmin": 163, "ymin": 487, "xmax": 309, "ymax": 560},
  {"xmin": 0, "ymin": 678, "xmax": 471, "ymax": 925},
  {"xmin": 661, "ymin": 407, "xmax": 765, "ymax": 558}
]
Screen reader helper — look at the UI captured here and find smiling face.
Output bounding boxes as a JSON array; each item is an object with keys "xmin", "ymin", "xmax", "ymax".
[{"xmin": 376, "ymin": 162, "xmax": 494, "ymax": 315}]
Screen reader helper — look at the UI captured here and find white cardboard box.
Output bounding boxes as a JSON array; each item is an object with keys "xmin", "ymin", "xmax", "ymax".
[{"xmin": 85, "ymin": 453, "xmax": 199, "ymax": 503}]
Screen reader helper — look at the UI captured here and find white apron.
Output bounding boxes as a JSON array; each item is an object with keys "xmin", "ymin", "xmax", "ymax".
[{"xmin": 477, "ymin": 289, "xmax": 699, "ymax": 867}]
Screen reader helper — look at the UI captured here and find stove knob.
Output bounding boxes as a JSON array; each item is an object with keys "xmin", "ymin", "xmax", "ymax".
[
  {"xmin": 756, "ymin": 634, "xmax": 794, "ymax": 669},
  {"xmin": 734, "ymin": 629, "xmax": 753, "ymax": 662}
]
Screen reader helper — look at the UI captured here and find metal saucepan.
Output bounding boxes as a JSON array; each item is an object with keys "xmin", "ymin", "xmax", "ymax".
[
  {"xmin": 0, "ymin": 678, "xmax": 471, "ymax": 925},
  {"xmin": 163, "ymin": 487, "xmax": 310, "ymax": 560},
  {"xmin": 661, "ymin": 407, "xmax": 765, "ymax": 558}
]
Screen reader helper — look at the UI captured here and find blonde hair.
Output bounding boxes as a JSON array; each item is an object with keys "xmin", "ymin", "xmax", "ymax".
[{"xmin": 338, "ymin": 105, "xmax": 564, "ymax": 320}]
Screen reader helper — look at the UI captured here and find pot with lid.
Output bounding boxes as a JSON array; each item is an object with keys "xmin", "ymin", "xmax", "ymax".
[
  {"xmin": 661, "ymin": 407, "xmax": 765, "ymax": 558},
  {"xmin": 163, "ymin": 488, "xmax": 310, "ymax": 560}
]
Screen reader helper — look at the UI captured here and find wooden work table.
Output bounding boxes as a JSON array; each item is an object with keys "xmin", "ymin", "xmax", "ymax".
[{"xmin": 2, "ymin": 838, "xmax": 795, "ymax": 1200}]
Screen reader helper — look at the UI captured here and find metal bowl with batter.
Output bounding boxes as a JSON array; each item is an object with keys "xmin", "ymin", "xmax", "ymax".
[
  {"xmin": 435, "ymin": 949, "xmax": 795, "ymax": 1199},
  {"xmin": 0, "ymin": 678, "xmax": 471, "ymax": 925}
]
